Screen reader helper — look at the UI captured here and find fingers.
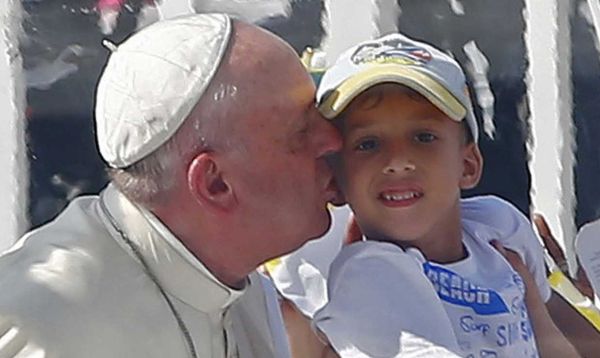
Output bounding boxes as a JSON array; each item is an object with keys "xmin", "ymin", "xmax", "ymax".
[
  {"xmin": 533, "ymin": 213, "xmax": 552, "ymax": 238},
  {"xmin": 533, "ymin": 213, "xmax": 567, "ymax": 267},
  {"xmin": 490, "ymin": 240, "xmax": 527, "ymax": 274},
  {"xmin": 490, "ymin": 240, "xmax": 525, "ymax": 271},
  {"xmin": 343, "ymin": 214, "xmax": 363, "ymax": 245},
  {"xmin": 491, "ymin": 239, "xmax": 507, "ymax": 255},
  {"xmin": 575, "ymin": 266, "xmax": 595, "ymax": 299},
  {"xmin": 534, "ymin": 215, "xmax": 594, "ymax": 298}
]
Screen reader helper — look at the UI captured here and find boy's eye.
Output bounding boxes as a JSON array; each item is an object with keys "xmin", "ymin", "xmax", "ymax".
[
  {"xmin": 415, "ymin": 132, "xmax": 437, "ymax": 143},
  {"xmin": 354, "ymin": 138, "xmax": 379, "ymax": 152}
]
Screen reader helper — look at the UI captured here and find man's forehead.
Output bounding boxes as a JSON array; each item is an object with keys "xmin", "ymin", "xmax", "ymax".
[{"xmin": 259, "ymin": 67, "xmax": 316, "ymax": 110}]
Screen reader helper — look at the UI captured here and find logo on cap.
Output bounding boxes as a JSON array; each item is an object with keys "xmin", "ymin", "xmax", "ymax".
[{"xmin": 350, "ymin": 38, "xmax": 432, "ymax": 67}]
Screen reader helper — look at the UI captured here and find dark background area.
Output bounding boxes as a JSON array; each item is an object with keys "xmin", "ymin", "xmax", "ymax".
[
  {"xmin": 20, "ymin": 0, "xmax": 600, "ymax": 230},
  {"xmin": 396, "ymin": 0, "xmax": 532, "ymax": 215},
  {"xmin": 572, "ymin": 0, "xmax": 600, "ymax": 228}
]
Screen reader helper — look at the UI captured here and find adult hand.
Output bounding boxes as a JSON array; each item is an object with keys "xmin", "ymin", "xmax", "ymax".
[
  {"xmin": 491, "ymin": 240, "xmax": 581, "ymax": 358},
  {"xmin": 490, "ymin": 240, "xmax": 541, "ymax": 305},
  {"xmin": 533, "ymin": 214, "xmax": 594, "ymax": 299}
]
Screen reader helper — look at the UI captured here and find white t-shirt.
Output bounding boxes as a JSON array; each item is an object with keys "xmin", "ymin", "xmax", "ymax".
[
  {"xmin": 425, "ymin": 228, "xmax": 538, "ymax": 357},
  {"xmin": 314, "ymin": 241, "xmax": 462, "ymax": 358},
  {"xmin": 270, "ymin": 196, "xmax": 551, "ymax": 357}
]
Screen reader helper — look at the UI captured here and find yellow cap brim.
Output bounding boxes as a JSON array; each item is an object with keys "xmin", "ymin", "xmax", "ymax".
[{"xmin": 318, "ymin": 64, "xmax": 467, "ymax": 122}]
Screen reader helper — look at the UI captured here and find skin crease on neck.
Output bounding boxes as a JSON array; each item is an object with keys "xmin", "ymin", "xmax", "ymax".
[
  {"xmin": 334, "ymin": 84, "xmax": 483, "ymax": 264},
  {"xmin": 151, "ymin": 21, "xmax": 341, "ymax": 289}
]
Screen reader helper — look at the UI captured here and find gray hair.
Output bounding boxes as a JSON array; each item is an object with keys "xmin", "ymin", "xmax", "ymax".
[
  {"xmin": 108, "ymin": 73, "xmax": 243, "ymax": 206},
  {"xmin": 108, "ymin": 20, "xmax": 273, "ymax": 206},
  {"xmin": 107, "ymin": 115, "xmax": 208, "ymax": 206}
]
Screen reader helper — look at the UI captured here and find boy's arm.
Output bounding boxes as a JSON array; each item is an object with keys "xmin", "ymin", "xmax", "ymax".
[{"xmin": 313, "ymin": 241, "xmax": 461, "ymax": 357}]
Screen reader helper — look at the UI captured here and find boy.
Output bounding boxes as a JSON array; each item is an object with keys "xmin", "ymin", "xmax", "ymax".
[{"xmin": 306, "ymin": 33, "xmax": 577, "ymax": 357}]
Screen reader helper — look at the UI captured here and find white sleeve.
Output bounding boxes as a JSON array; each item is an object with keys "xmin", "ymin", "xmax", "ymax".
[
  {"xmin": 267, "ymin": 205, "xmax": 350, "ymax": 318},
  {"xmin": 0, "ymin": 315, "xmax": 45, "ymax": 357},
  {"xmin": 313, "ymin": 241, "xmax": 461, "ymax": 358},
  {"xmin": 461, "ymin": 196, "xmax": 552, "ymax": 302},
  {"xmin": 257, "ymin": 273, "xmax": 293, "ymax": 358}
]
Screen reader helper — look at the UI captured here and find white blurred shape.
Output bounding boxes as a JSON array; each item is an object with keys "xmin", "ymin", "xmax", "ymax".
[
  {"xmin": 448, "ymin": 0, "xmax": 465, "ymax": 15},
  {"xmin": 191, "ymin": 0, "xmax": 291, "ymax": 23},
  {"xmin": 463, "ymin": 40, "xmax": 496, "ymax": 139},
  {"xmin": 25, "ymin": 45, "xmax": 86, "ymax": 90},
  {"xmin": 135, "ymin": 3, "xmax": 161, "ymax": 30},
  {"xmin": 584, "ymin": 0, "xmax": 600, "ymax": 56},
  {"xmin": 98, "ymin": 8, "xmax": 118, "ymax": 35},
  {"xmin": 321, "ymin": 0, "xmax": 379, "ymax": 65},
  {"xmin": 525, "ymin": 0, "xmax": 576, "ymax": 273},
  {"xmin": 0, "ymin": 0, "xmax": 28, "ymax": 252},
  {"xmin": 309, "ymin": 50, "xmax": 327, "ymax": 69},
  {"xmin": 157, "ymin": 0, "xmax": 194, "ymax": 19},
  {"xmin": 374, "ymin": 0, "xmax": 400, "ymax": 36},
  {"xmin": 575, "ymin": 219, "xmax": 600, "ymax": 306}
]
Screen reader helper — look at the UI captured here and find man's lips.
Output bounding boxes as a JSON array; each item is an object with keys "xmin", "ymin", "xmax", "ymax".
[
  {"xmin": 378, "ymin": 188, "xmax": 423, "ymax": 207},
  {"xmin": 324, "ymin": 175, "xmax": 344, "ymax": 205}
]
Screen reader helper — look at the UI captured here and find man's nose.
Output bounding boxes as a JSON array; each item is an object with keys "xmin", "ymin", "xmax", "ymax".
[{"xmin": 314, "ymin": 118, "xmax": 342, "ymax": 158}]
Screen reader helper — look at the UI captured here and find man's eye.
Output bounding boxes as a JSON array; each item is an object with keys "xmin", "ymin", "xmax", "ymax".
[
  {"xmin": 354, "ymin": 138, "xmax": 379, "ymax": 151},
  {"xmin": 415, "ymin": 132, "xmax": 436, "ymax": 143}
]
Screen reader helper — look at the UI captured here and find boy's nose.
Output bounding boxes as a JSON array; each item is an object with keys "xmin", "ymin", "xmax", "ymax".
[{"xmin": 382, "ymin": 159, "xmax": 416, "ymax": 174}]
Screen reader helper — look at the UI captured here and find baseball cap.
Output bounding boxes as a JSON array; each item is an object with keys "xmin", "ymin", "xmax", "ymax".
[
  {"xmin": 316, "ymin": 33, "xmax": 478, "ymax": 142},
  {"xmin": 95, "ymin": 13, "xmax": 232, "ymax": 168}
]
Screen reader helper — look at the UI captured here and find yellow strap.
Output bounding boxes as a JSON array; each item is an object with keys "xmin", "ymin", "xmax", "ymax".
[
  {"xmin": 548, "ymin": 270, "xmax": 600, "ymax": 331},
  {"xmin": 263, "ymin": 257, "xmax": 282, "ymax": 275}
]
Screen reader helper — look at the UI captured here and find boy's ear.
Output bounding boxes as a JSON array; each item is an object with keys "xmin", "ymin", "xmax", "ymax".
[
  {"xmin": 460, "ymin": 143, "xmax": 483, "ymax": 190},
  {"xmin": 187, "ymin": 153, "xmax": 236, "ymax": 211}
]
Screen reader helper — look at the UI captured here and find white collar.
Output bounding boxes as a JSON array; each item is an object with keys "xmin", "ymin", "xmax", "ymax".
[{"xmin": 98, "ymin": 184, "xmax": 246, "ymax": 313}]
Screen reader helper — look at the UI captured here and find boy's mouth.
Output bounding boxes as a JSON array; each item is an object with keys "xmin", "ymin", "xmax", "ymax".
[{"xmin": 378, "ymin": 189, "xmax": 423, "ymax": 207}]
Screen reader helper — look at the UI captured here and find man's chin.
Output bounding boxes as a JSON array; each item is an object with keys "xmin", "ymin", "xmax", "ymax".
[
  {"xmin": 327, "ymin": 190, "xmax": 346, "ymax": 207},
  {"xmin": 312, "ymin": 208, "xmax": 334, "ymax": 239}
]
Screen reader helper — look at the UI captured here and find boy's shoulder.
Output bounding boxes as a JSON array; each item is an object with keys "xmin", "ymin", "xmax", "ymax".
[
  {"xmin": 461, "ymin": 195, "xmax": 527, "ymax": 226},
  {"xmin": 460, "ymin": 195, "xmax": 531, "ymax": 241}
]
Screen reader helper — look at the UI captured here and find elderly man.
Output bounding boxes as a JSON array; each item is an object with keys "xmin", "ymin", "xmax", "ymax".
[{"xmin": 0, "ymin": 14, "xmax": 341, "ymax": 357}]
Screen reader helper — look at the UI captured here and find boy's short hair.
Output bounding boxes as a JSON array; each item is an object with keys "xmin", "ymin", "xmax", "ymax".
[
  {"xmin": 333, "ymin": 84, "xmax": 475, "ymax": 144},
  {"xmin": 316, "ymin": 33, "xmax": 478, "ymax": 143}
]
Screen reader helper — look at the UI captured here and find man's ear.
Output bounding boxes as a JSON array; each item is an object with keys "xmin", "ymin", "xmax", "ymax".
[
  {"xmin": 187, "ymin": 153, "xmax": 236, "ymax": 210},
  {"xmin": 460, "ymin": 143, "xmax": 483, "ymax": 190}
]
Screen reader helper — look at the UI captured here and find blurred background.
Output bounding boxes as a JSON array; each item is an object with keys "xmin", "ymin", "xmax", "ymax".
[{"xmin": 1, "ymin": 0, "xmax": 599, "ymax": 270}]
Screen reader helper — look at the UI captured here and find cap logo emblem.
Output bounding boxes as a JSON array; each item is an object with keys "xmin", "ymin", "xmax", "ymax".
[{"xmin": 350, "ymin": 38, "xmax": 432, "ymax": 66}]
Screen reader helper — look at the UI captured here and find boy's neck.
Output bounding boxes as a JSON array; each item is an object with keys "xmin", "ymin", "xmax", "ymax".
[
  {"xmin": 418, "ymin": 236, "xmax": 466, "ymax": 264},
  {"xmin": 407, "ymin": 202, "xmax": 466, "ymax": 264}
]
